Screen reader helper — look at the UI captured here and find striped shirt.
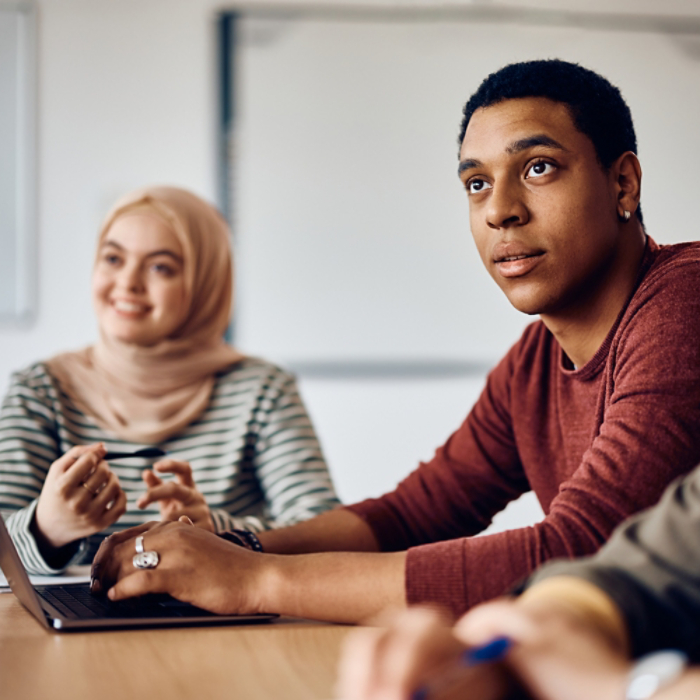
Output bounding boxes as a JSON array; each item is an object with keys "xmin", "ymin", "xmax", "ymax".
[{"xmin": 0, "ymin": 358, "xmax": 339, "ymax": 574}]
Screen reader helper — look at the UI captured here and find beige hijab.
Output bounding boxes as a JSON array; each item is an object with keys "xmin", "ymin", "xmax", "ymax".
[{"xmin": 47, "ymin": 186, "xmax": 244, "ymax": 444}]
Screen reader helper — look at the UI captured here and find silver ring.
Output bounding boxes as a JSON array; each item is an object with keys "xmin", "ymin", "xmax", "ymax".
[
  {"xmin": 135, "ymin": 535, "xmax": 145, "ymax": 554},
  {"xmin": 133, "ymin": 551, "xmax": 159, "ymax": 569}
]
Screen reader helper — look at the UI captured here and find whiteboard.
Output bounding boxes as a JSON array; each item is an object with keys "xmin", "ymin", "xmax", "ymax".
[{"xmin": 230, "ymin": 10, "xmax": 700, "ymax": 367}]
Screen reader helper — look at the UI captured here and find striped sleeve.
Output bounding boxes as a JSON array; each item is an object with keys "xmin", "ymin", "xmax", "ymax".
[
  {"xmin": 0, "ymin": 366, "xmax": 73, "ymax": 574},
  {"xmin": 215, "ymin": 366, "xmax": 340, "ymax": 532}
]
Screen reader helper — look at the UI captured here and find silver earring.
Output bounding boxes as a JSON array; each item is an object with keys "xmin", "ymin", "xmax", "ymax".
[{"xmin": 622, "ymin": 210, "xmax": 631, "ymax": 221}]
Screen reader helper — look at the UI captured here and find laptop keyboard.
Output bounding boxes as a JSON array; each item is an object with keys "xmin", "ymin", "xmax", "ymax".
[{"xmin": 38, "ymin": 585, "xmax": 217, "ymax": 620}]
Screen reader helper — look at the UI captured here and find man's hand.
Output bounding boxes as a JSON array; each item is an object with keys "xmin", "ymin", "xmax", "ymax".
[
  {"xmin": 89, "ymin": 519, "xmax": 268, "ymax": 615},
  {"xmin": 89, "ymin": 504, "xmax": 406, "ymax": 624},
  {"xmin": 137, "ymin": 459, "xmax": 214, "ymax": 531},
  {"xmin": 34, "ymin": 443, "xmax": 127, "ymax": 551}
]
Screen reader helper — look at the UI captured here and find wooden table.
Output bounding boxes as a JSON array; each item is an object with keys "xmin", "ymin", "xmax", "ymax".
[{"xmin": 0, "ymin": 593, "xmax": 355, "ymax": 700}]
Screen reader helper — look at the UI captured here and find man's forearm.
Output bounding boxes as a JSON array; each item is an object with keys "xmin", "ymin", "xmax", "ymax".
[
  {"xmin": 258, "ymin": 507, "xmax": 381, "ymax": 555},
  {"xmin": 257, "ymin": 549, "xmax": 407, "ymax": 623}
]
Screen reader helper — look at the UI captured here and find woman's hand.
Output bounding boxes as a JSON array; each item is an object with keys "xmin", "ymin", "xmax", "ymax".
[
  {"xmin": 137, "ymin": 459, "xmax": 215, "ymax": 531},
  {"xmin": 336, "ymin": 607, "xmax": 511, "ymax": 700},
  {"xmin": 34, "ymin": 443, "xmax": 127, "ymax": 550},
  {"xmin": 90, "ymin": 518, "xmax": 268, "ymax": 615}
]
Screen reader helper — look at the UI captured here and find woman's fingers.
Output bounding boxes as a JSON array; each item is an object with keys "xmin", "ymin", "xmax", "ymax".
[
  {"xmin": 137, "ymin": 481, "xmax": 194, "ymax": 509},
  {"xmin": 94, "ymin": 477, "xmax": 128, "ymax": 524},
  {"xmin": 142, "ymin": 469, "xmax": 163, "ymax": 488},
  {"xmin": 60, "ymin": 447, "xmax": 108, "ymax": 492},
  {"xmin": 79, "ymin": 460, "xmax": 114, "ymax": 499},
  {"xmin": 52, "ymin": 443, "xmax": 104, "ymax": 475},
  {"xmin": 153, "ymin": 459, "xmax": 195, "ymax": 487}
]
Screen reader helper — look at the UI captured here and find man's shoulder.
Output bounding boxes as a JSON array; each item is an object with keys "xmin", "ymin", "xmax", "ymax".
[
  {"xmin": 490, "ymin": 320, "xmax": 553, "ymax": 379},
  {"xmin": 615, "ymin": 240, "xmax": 700, "ymax": 350},
  {"xmin": 643, "ymin": 240, "xmax": 700, "ymax": 289}
]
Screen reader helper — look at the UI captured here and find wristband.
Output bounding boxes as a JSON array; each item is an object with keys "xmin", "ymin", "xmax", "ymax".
[
  {"xmin": 218, "ymin": 529, "xmax": 264, "ymax": 553},
  {"xmin": 626, "ymin": 650, "xmax": 687, "ymax": 700}
]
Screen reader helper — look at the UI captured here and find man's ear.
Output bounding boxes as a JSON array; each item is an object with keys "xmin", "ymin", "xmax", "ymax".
[{"xmin": 612, "ymin": 151, "xmax": 642, "ymax": 218}]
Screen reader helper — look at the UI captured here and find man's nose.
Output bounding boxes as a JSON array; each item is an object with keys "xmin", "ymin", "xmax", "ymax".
[{"xmin": 485, "ymin": 183, "xmax": 529, "ymax": 230}]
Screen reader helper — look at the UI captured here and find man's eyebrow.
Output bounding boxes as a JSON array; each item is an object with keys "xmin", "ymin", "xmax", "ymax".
[
  {"xmin": 457, "ymin": 158, "xmax": 483, "ymax": 176},
  {"xmin": 458, "ymin": 135, "xmax": 568, "ymax": 176},
  {"xmin": 505, "ymin": 134, "xmax": 568, "ymax": 154}
]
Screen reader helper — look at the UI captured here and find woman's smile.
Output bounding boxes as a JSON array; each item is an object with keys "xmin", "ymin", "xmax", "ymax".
[
  {"xmin": 92, "ymin": 213, "xmax": 188, "ymax": 346},
  {"xmin": 110, "ymin": 298, "xmax": 152, "ymax": 317}
]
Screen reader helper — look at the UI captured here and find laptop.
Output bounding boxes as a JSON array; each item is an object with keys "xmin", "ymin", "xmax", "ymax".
[{"xmin": 0, "ymin": 514, "xmax": 277, "ymax": 631}]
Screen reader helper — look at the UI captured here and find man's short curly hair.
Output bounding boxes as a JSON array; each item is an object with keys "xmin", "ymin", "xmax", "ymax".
[
  {"xmin": 458, "ymin": 59, "xmax": 642, "ymax": 222},
  {"xmin": 459, "ymin": 59, "xmax": 637, "ymax": 169}
]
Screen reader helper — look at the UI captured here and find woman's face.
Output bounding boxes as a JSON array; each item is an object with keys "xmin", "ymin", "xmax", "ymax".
[{"xmin": 92, "ymin": 213, "xmax": 189, "ymax": 346}]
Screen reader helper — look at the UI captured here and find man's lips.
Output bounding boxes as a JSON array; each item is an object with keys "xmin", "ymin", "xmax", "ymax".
[{"xmin": 492, "ymin": 246, "xmax": 545, "ymax": 279}]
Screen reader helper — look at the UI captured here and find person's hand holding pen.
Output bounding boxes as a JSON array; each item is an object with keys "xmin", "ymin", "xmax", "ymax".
[
  {"xmin": 31, "ymin": 445, "xmax": 168, "ymax": 564},
  {"xmin": 33, "ymin": 443, "xmax": 128, "ymax": 558},
  {"xmin": 336, "ymin": 595, "xmax": 632, "ymax": 700},
  {"xmin": 336, "ymin": 607, "xmax": 513, "ymax": 700}
]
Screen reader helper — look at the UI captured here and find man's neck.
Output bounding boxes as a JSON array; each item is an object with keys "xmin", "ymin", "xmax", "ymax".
[{"xmin": 541, "ymin": 226, "xmax": 647, "ymax": 369}]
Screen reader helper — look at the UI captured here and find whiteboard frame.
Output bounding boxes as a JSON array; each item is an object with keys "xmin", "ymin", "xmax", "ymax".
[{"xmin": 0, "ymin": 3, "xmax": 36, "ymax": 325}]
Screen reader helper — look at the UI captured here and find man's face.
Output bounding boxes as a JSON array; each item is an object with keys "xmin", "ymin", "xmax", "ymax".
[{"xmin": 459, "ymin": 97, "xmax": 622, "ymax": 318}]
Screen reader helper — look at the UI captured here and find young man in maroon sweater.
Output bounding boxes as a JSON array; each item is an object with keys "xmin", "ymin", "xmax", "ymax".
[{"xmin": 92, "ymin": 59, "xmax": 700, "ymax": 623}]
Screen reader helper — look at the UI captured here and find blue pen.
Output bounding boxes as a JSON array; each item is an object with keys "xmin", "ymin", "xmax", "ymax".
[{"xmin": 411, "ymin": 636, "xmax": 513, "ymax": 700}]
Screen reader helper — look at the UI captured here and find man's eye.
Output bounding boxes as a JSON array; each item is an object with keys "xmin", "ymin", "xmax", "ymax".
[
  {"xmin": 467, "ymin": 179, "xmax": 492, "ymax": 194},
  {"xmin": 526, "ymin": 161, "xmax": 555, "ymax": 179}
]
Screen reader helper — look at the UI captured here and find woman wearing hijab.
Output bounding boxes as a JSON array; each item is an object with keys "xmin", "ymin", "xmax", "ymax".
[{"xmin": 0, "ymin": 186, "xmax": 340, "ymax": 575}]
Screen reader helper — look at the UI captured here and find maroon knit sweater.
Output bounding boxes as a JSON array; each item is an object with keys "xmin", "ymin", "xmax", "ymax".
[{"xmin": 346, "ymin": 238, "xmax": 700, "ymax": 616}]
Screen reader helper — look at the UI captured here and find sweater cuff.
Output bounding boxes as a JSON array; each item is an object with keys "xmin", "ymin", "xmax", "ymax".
[
  {"xmin": 211, "ymin": 508, "xmax": 267, "ymax": 534},
  {"xmin": 405, "ymin": 539, "xmax": 468, "ymax": 618},
  {"xmin": 7, "ymin": 500, "xmax": 84, "ymax": 575}
]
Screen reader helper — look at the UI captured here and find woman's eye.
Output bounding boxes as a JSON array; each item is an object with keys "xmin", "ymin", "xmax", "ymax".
[
  {"xmin": 467, "ymin": 178, "xmax": 492, "ymax": 195},
  {"xmin": 104, "ymin": 254, "xmax": 121, "ymax": 266},
  {"xmin": 526, "ymin": 161, "xmax": 555, "ymax": 179},
  {"xmin": 151, "ymin": 263, "xmax": 176, "ymax": 276}
]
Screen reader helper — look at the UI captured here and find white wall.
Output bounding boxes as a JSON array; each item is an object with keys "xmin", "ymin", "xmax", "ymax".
[
  {"xmin": 3, "ymin": 0, "xmax": 700, "ymax": 531},
  {"xmin": 0, "ymin": 0, "xmax": 224, "ymax": 383},
  {"xmin": 234, "ymin": 11, "xmax": 700, "ymax": 366}
]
